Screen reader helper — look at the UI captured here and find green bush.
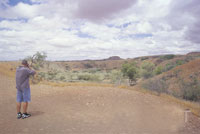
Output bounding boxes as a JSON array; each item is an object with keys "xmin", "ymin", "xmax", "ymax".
[
  {"xmin": 88, "ymin": 68, "xmax": 101, "ymax": 73},
  {"xmin": 83, "ymin": 61, "xmax": 97, "ymax": 69},
  {"xmin": 32, "ymin": 63, "xmax": 40, "ymax": 70},
  {"xmin": 26, "ymin": 51, "xmax": 47, "ymax": 70},
  {"xmin": 180, "ymin": 78, "xmax": 200, "ymax": 101},
  {"xmin": 65, "ymin": 64, "xmax": 71, "ymax": 71},
  {"xmin": 143, "ymin": 78, "xmax": 168, "ymax": 94},
  {"xmin": 121, "ymin": 62, "xmax": 138, "ymax": 82},
  {"xmin": 59, "ymin": 76, "xmax": 66, "ymax": 81},
  {"xmin": 160, "ymin": 54, "xmax": 175, "ymax": 60},
  {"xmin": 83, "ymin": 63, "xmax": 93, "ymax": 68},
  {"xmin": 47, "ymin": 69, "xmax": 58, "ymax": 80},
  {"xmin": 141, "ymin": 57, "xmax": 149, "ymax": 61},
  {"xmin": 163, "ymin": 60, "xmax": 186, "ymax": 72},
  {"xmin": 37, "ymin": 72, "xmax": 46, "ymax": 80},
  {"xmin": 140, "ymin": 62, "xmax": 155, "ymax": 79},
  {"xmin": 110, "ymin": 70, "xmax": 123, "ymax": 83},
  {"xmin": 163, "ymin": 63, "xmax": 176, "ymax": 72},
  {"xmin": 176, "ymin": 60, "xmax": 185, "ymax": 66},
  {"xmin": 78, "ymin": 74, "xmax": 100, "ymax": 81},
  {"xmin": 154, "ymin": 66, "xmax": 164, "ymax": 75}
]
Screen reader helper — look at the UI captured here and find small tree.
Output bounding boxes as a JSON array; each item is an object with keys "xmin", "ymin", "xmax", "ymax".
[
  {"xmin": 26, "ymin": 51, "xmax": 47, "ymax": 70},
  {"xmin": 25, "ymin": 52, "xmax": 47, "ymax": 84},
  {"xmin": 121, "ymin": 62, "xmax": 138, "ymax": 86},
  {"xmin": 141, "ymin": 62, "xmax": 155, "ymax": 79},
  {"xmin": 154, "ymin": 66, "xmax": 164, "ymax": 75}
]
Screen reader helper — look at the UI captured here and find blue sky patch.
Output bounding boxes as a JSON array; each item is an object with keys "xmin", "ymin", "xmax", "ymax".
[
  {"xmin": 0, "ymin": 28, "xmax": 12, "ymax": 31},
  {"xmin": 8, "ymin": 0, "xmax": 31, "ymax": 6},
  {"xmin": 107, "ymin": 24, "xmax": 115, "ymax": 28},
  {"xmin": 77, "ymin": 32, "xmax": 95, "ymax": 39},
  {"xmin": 122, "ymin": 22, "xmax": 132, "ymax": 28},
  {"xmin": 107, "ymin": 21, "xmax": 138, "ymax": 29},
  {"xmin": 118, "ymin": 33, "xmax": 153, "ymax": 39},
  {"xmin": 0, "ymin": 17, "xmax": 28, "ymax": 22},
  {"xmin": 8, "ymin": 0, "xmax": 40, "ymax": 6}
]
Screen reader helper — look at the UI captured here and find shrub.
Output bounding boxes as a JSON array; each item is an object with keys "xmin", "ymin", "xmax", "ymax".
[
  {"xmin": 88, "ymin": 68, "xmax": 101, "ymax": 73},
  {"xmin": 121, "ymin": 62, "xmax": 138, "ymax": 82},
  {"xmin": 83, "ymin": 63, "xmax": 93, "ymax": 68},
  {"xmin": 65, "ymin": 64, "xmax": 71, "ymax": 71},
  {"xmin": 143, "ymin": 78, "xmax": 168, "ymax": 94},
  {"xmin": 47, "ymin": 69, "xmax": 58, "ymax": 80},
  {"xmin": 78, "ymin": 74, "xmax": 100, "ymax": 81},
  {"xmin": 141, "ymin": 57, "xmax": 149, "ymax": 61},
  {"xmin": 59, "ymin": 76, "xmax": 66, "ymax": 81},
  {"xmin": 180, "ymin": 78, "xmax": 200, "ymax": 101},
  {"xmin": 110, "ymin": 70, "xmax": 123, "ymax": 84},
  {"xmin": 175, "ymin": 60, "xmax": 185, "ymax": 66},
  {"xmin": 32, "ymin": 63, "xmax": 40, "ymax": 70},
  {"xmin": 83, "ymin": 61, "xmax": 97, "ymax": 69},
  {"xmin": 160, "ymin": 54, "xmax": 175, "ymax": 60},
  {"xmin": 154, "ymin": 66, "xmax": 164, "ymax": 75},
  {"xmin": 140, "ymin": 62, "xmax": 155, "ymax": 79},
  {"xmin": 26, "ymin": 51, "xmax": 47, "ymax": 70},
  {"xmin": 37, "ymin": 72, "xmax": 46, "ymax": 80},
  {"xmin": 163, "ymin": 63, "xmax": 176, "ymax": 72},
  {"xmin": 163, "ymin": 60, "xmax": 185, "ymax": 72}
]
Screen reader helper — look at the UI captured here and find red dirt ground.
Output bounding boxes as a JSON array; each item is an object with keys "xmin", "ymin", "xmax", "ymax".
[{"xmin": 0, "ymin": 74, "xmax": 200, "ymax": 134}]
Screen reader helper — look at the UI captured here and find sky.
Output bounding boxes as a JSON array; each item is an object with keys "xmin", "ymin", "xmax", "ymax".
[{"xmin": 0, "ymin": 0, "xmax": 199, "ymax": 61}]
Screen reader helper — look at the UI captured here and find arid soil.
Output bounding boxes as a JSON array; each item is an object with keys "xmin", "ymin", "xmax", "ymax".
[{"xmin": 0, "ymin": 74, "xmax": 200, "ymax": 134}]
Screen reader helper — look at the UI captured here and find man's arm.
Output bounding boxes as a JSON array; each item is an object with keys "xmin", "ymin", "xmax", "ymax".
[{"xmin": 27, "ymin": 65, "xmax": 36, "ymax": 76}]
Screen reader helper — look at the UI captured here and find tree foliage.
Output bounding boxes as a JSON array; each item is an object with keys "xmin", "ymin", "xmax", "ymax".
[
  {"xmin": 121, "ymin": 62, "xmax": 138, "ymax": 83},
  {"xmin": 154, "ymin": 66, "xmax": 164, "ymax": 75},
  {"xmin": 141, "ymin": 61, "xmax": 155, "ymax": 79},
  {"xmin": 26, "ymin": 51, "xmax": 47, "ymax": 70}
]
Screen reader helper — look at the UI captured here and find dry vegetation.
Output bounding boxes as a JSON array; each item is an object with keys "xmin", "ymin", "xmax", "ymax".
[{"xmin": 1, "ymin": 52, "xmax": 200, "ymax": 116}]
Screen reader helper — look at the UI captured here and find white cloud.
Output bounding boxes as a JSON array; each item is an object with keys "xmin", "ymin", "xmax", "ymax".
[
  {"xmin": 0, "ymin": 0, "xmax": 199, "ymax": 61},
  {"xmin": 0, "ymin": 2, "xmax": 39, "ymax": 19}
]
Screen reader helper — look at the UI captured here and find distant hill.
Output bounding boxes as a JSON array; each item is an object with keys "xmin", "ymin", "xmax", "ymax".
[
  {"xmin": 106, "ymin": 56, "xmax": 122, "ymax": 60},
  {"xmin": 186, "ymin": 52, "xmax": 200, "ymax": 56}
]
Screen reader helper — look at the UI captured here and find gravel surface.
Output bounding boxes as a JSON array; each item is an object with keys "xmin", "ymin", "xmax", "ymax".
[{"xmin": 0, "ymin": 74, "xmax": 199, "ymax": 134}]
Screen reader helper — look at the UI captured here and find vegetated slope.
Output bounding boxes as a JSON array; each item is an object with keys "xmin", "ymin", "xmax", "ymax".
[
  {"xmin": 129, "ymin": 52, "xmax": 200, "ymax": 70},
  {"xmin": 1, "ymin": 52, "xmax": 200, "ymax": 84},
  {"xmin": 1, "ymin": 52, "xmax": 200, "ymax": 73},
  {"xmin": 143, "ymin": 58, "xmax": 200, "ymax": 101},
  {"xmin": 57, "ymin": 58, "xmax": 125, "ymax": 71}
]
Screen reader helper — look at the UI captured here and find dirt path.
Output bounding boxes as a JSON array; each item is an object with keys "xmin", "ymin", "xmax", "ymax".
[{"xmin": 0, "ymin": 74, "xmax": 198, "ymax": 134}]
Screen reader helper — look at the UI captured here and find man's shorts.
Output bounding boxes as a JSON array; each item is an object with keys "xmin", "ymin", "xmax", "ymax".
[{"xmin": 16, "ymin": 88, "xmax": 31, "ymax": 102}]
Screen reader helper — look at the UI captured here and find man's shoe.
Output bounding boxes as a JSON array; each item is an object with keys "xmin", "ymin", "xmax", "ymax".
[
  {"xmin": 22, "ymin": 113, "xmax": 31, "ymax": 119},
  {"xmin": 17, "ymin": 112, "xmax": 22, "ymax": 119}
]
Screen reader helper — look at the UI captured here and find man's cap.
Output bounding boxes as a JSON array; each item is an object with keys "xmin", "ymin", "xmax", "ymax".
[{"xmin": 22, "ymin": 60, "xmax": 28, "ymax": 65}]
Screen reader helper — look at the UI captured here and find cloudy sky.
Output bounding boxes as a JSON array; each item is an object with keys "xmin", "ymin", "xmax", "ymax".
[{"xmin": 0, "ymin": 0, "xmax": 199, "ymax": 61}]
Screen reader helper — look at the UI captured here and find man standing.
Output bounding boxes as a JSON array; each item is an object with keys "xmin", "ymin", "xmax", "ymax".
[{"xmin": 16, "ymin": 60, "xmax": 36, "ymax": 119}]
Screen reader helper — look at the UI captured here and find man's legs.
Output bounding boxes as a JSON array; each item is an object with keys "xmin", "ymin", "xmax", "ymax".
[
  {"xmin": 16, "ymin": 102, "xmax": 28, "ymax": 113},
  {"xmin": 16, "ymin": 102, "xmax": 22, "ymax": 119},
  {"xmin": 16, "ymin": 89, "xmax": 22, "ymax": 118},
  {"xmin": 17, "ymin": 88, "xmax": 31, "ymax": 119},
  {"xmin": 22, "ymin": 102, "xmax": 28, "ymax": 113},
  {"xmin": 22, "ymin": 102, "xmax": 31, "ymax": 119},
  {"xmin": 16, "ymin": 102, "xmax": 21, "ymax": 113}
]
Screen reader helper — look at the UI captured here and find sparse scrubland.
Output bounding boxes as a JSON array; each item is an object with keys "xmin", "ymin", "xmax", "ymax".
[
  {"xmin": 1, "ymin": 52, "xmax": 200, "ymax": 133},
  {"xmin": 1, "ymin": 52, "xmax": 200, "ymax": 103}
]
